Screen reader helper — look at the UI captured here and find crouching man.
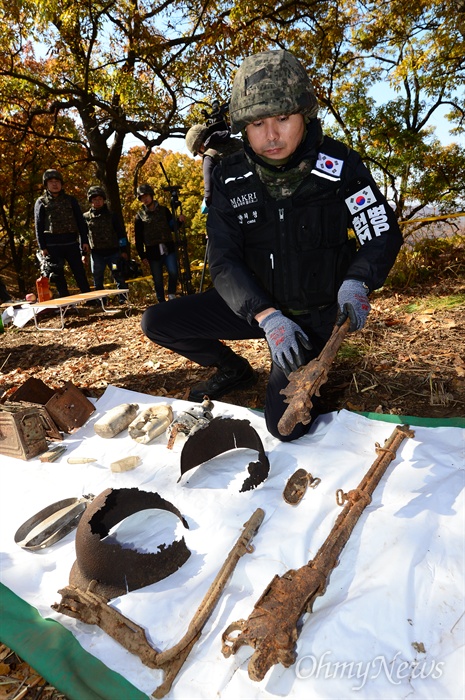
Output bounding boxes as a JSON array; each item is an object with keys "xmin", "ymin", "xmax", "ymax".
[{"xmin": 141, "ymin": 50, "xmax": 403, "ymax": 441}]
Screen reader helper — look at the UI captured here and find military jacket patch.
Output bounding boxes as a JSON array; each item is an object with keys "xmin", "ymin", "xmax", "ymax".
[
  {"xmin": 345, "ymin": 185, "xmax": 377, "ymax": 214},
  {"xmin": 315, "ymin": 152, "xmax": 344, "ymax": 178}
]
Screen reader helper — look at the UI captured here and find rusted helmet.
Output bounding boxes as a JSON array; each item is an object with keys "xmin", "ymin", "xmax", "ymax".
[
  {"xmin": 185, "ymin": 124, "xmax": 210, "ymax": 156},
  {"xmin": 87, "ymin": 185, "xmax": 106, "ymax": 201},
  {"xmin": 137, "ymin": 183, "xmax": 155, "ymax": 199},
  {"xmin": 42, "ymin": 169, "xmax": 63, "ymax": 185},
  {"xmin": 229, "ymin": 49, "xmax": 319, "ymax": 134},
  {"xmin": 70, "ymin": 488, "xmax": 191, "ymax": 599}
]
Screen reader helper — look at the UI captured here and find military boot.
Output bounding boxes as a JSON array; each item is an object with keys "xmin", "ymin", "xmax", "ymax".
[{"xmin": 188, "ymin": 354, "xmax": 257, "ymax": 402}]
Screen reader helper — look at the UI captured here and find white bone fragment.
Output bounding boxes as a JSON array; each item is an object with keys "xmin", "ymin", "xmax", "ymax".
[
  {"xmin": 110, "ymin": 455, "xmax": 142, "ymax": 473},
  {"xmin": 128, "ymin": 404, "xmax": 173, "ymax": 444},
  {"xmin": 94, "ymin": 403, "xmax": 139, "ymax": 438}
]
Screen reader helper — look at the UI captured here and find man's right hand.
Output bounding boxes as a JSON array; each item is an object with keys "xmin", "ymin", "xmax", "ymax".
[{"xmin": 258, "ymin": 310, "xmax": 312, "ymax": 377}]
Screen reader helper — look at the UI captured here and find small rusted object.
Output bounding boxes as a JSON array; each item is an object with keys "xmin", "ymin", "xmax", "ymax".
[
  {"xmin": 53, "ymin": 508, "xmax": 265, "ymax": 698},
  {"xmin": 283, "ymin": 469, "xmax": 320, "ymax": 505},
  {"xmin": 167, "ymin": 398, "xmax": 214, "ymax": 449},
  {"xmin": 39, "ymin": 444, "xmax": 67, "ymax": 462},
  {"xmin": 278, "ymin": 318, "xmax": 350, "ymax": 436},
  {"xmin": 222, "ymin": 424, "xmax": 414, "ymax": 681},
  {"xmin": 179, "ymin": 417, "xmax": 270, "ymax": 492}
]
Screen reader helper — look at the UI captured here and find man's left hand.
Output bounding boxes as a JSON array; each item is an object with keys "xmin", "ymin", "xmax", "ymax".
[{"xmin": 337, "ymin": 279, "xmax": 371, "ymax": 331}]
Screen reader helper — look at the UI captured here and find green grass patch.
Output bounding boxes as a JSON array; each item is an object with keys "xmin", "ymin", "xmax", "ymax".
[
  {"xmin": 403, "ymin": 293, "xmax": 465, "ymax": 313},
  {"xmin": 337, "ymin": 343, "xmax": 364, "ymax": 361}
]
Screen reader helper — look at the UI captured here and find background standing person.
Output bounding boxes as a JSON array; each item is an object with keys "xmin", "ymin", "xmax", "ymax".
[
  {"xmin": 0, "ymin": 276, "xmax": 12, "ymax": 303},
  {"xmin": 186, "ymin": 123, "xmax": 243, "ymax": 211},
  {"xmin": 34, "ymin": 169, "xmax": 91, "ymax": 297},
  {"xmin": 141, "ymin": 49, "xmax": 403, "ymax": 441},
  {"xmin": 134, "ymin": 184, "xmax": 179, "ymax": 303},
  {"xmin": 84, "ymin": 186, "xmax": 128, "ymax": 302}
]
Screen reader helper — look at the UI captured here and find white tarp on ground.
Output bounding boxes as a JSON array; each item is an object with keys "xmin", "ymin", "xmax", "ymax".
[{"xmin": 0, "ymin": 385, "xmax": 464, "ymax": 699}]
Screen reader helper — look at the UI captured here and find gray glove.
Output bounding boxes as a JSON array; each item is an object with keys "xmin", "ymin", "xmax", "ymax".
[
  {"xmin": 337, "ymin": 279, "xmax": 371, "ymax": 331},
  {"xmin": 259, "ymin": 310, "xmax": 312, "ymax": 376}
]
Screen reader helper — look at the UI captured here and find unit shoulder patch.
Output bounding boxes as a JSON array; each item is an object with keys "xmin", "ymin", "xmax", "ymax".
[{"xmin": 345, "ymin": 185, "xmax": 377, "ymax": 214}]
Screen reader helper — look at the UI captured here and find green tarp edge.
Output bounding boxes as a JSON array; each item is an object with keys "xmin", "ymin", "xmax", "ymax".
[
  {"xmin": 358, "ymin": 411, "xmax": 465, "ymax": 428},
  {"xmin": 0, "ymin": 411, "xmax": 462, "ymax": 699},
  {"xmin": 0, "ymin": 583, "xmax": 149, "ymax": 700}
]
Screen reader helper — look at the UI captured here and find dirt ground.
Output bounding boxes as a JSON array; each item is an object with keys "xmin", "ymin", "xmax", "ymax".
[
  {"xmin": 0, "ymin": 276, "xmax": 464, "ymax": 699},
  {"xmin": 1, "ymin": 279, "xmax": 464, "ymax": 419}
]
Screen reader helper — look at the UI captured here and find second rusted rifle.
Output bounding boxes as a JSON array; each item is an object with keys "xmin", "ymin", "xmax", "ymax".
[{"xmin": 222, "ymin": 424, "xmax": 414, "ymax": 681}]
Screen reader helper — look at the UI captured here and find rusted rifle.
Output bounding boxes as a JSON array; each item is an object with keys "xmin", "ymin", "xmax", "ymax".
[
  {"xmin": 53, "ymin": 508, "xmax": 264, "ymax": 698},
  {"xmin": 222, "ymin": 425, "xmax": 414, "ymax": 681},
  {"xmin": 278, "ymin": 317, "xmax": 351, "ymax": 436}
]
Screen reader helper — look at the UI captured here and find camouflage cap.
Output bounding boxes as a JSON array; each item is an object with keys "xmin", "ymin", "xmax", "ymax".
[
  {"xmin": 42, "ymin": 168, "xmax": 63, "ymax": 185},
  {"xmin": 229, "ymin": 50, "xmax": 318, "ymax": 134},
  {"xmin": 186, "ymin": 124, "xmax": 210, "ymax": 156},
  {"xmin": 87, "ymin": 185, "xmax": 106, "ymax": 201}
]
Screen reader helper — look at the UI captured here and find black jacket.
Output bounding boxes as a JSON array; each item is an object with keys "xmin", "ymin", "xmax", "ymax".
[{"xmin": 207, "ymin": 134, "xmax": 403, "ymax": 324}]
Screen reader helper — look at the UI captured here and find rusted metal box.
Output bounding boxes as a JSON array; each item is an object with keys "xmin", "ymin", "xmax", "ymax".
[
  {"xmin": 8, "ymin": 377, "xmax": 56, "ymax": 405},
  {"xmin": 6, "ymin": 377, "xmax": 95, "ymax": 434},
  {"xmin": 45, "ymin": 381, "xmax": 95, "ymax": 433},
  {"xmin": 0, "ymin": 406, "xmax": 49, "ymax": 460}
]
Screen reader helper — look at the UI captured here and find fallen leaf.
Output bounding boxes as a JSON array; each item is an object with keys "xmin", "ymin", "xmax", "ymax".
[
  {"xmin": 346, "ymin": 401, "xmax": 364, "ymax": 411},
  {"xmin": 442, "ymin": 319, "xmax": 457, "ymax": 329}
]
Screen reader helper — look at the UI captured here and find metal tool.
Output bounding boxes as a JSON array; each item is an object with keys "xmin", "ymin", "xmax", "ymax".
[{"xmin": 14, "ymin": 495, "xmax": 94, "ymax": 550}]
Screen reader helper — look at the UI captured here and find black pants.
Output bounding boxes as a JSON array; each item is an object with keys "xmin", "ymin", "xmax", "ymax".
[
  {"xmin": 141, "ymin": 288, "xmax": 337, "ymax": 441},
  {"xmin": 0, "ymin": 277, "xmax": 11, "ymax": 302},
  {"xmin": 46, "ymin": 242, "xmax": 91, "ymax": 297}
]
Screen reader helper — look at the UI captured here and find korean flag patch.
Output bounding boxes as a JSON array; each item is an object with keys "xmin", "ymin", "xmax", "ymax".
[
  {"xmin": 345, "ymin": 185, "xmax": 377, "ymax": 214},
  {"xmin": 315, "ymin": 152, "xmax": 344, "ymax": 178}
]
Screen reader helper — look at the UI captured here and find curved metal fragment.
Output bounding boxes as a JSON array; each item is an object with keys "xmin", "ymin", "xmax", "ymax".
[
  {"xmin": 70, "ymin": 487, "xmax": 190, "ymax": 599},
  {"xmin": 14, "ymin": 496, "xmax": 93, "ymax": 550},
  {"xmin": 179, "ymin": 417, "xmax": 270, "ymax": 492}
]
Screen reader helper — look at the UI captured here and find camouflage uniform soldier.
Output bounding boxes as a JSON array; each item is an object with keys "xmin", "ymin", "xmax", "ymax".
[
  {"xmin": 134, "ymin": 184, "xmax": 180, "ymax": 303},
  {"xmin": 84, "ymin": 186, "xmax": 128, "ymax": 302},
  {"xmin": 186, "ymin": 124, "xmax": 243, "ymax": 209},
  {"xmin": 34, "ymin": 169, "xmax": 91, "ymax": 297},
  {"xmin": 142, "ymin": 50, "xmax": 403, "ymax": 442}
]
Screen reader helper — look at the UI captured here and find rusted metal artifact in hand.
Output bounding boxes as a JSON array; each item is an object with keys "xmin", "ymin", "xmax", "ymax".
[
  {"xmin": 221, "ymin": 424, "xmax": 414, "ymax": 681},
  {"xmin": 278, "ymin": 318, "xmax": 351, "ymax": 436}
]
